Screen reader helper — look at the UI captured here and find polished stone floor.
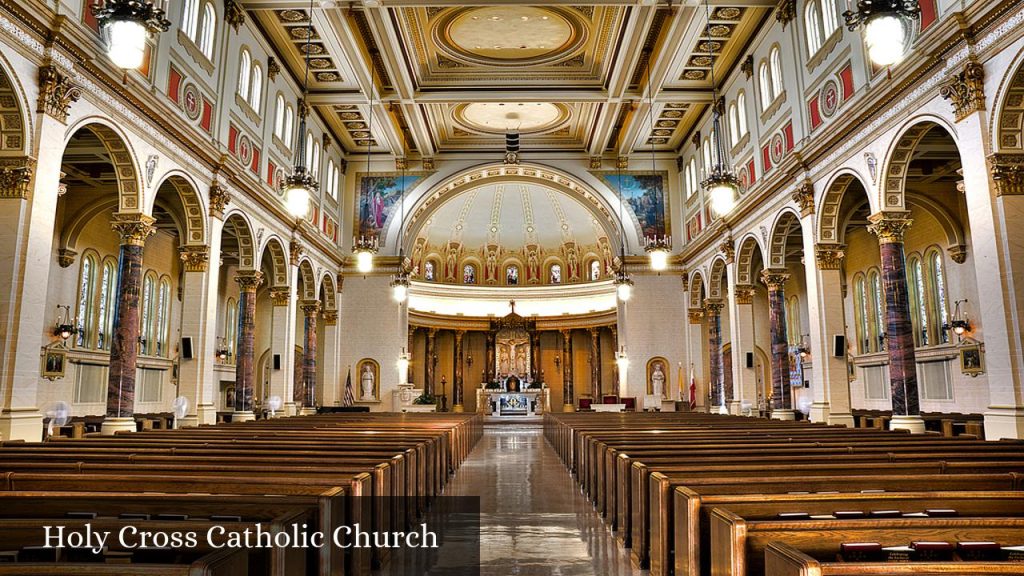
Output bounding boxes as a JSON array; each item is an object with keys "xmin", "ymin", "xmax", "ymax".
[{"xmin": 443, "ymin": 424, "xmax": 646, "ymax": 576}]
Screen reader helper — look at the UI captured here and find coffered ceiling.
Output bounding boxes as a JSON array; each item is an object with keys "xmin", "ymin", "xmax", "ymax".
[{"xmin": 245, "ymin": 0, "xmax": 773, "ymax": 158}]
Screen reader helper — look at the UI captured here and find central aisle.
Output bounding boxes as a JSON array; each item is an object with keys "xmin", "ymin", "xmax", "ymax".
[{"xmin": 444, "ymin": 423, "xmax": 645, "ymax": 576}]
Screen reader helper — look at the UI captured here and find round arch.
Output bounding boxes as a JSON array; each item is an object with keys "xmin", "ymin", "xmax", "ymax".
[
  {"xmin": 318, "ymin": 271, "xmax": 337, "ymax": 311},
  {"xmin": 63, "ymin": 118, "xmax": 143, "ymax": 212},
  {"xmin": 297, "ymin": 258, "xmax": 317, "ymax": 300},
  {"xmin": 878, "ymin": 116, "xmax": 959, "ymax": 211},
  {"xmin": 734, "ymin": 233, "xmax": 764, "ymax": 286},
  {"xmin": 817, "ymin": 170, "xmax": 873, "ymax": 243},
  {"xmin": 150, "ymin": 172, "xmax": 208, "ymax": 246},
  {"xmin": 707, "ymin": 257, "xmax": 728, "ymax": 300},
  {"xmin": 766, "ymin": 208, "xmax": 802, "ymax": 269},
  {"xmin": 688, "ymin": 269, "xmax": 706, "ymax": 309},
  {"xmin": 990, "ymin": 47, "xmax": 1024, "ymax": 152},
  {"xmin": 0, "ymin": 56, "xmax": 30, "ymax": 155},
  {"xmin": 392, "ymin": 162, "xmax": 640, "ymax": 256},
  {"xmin": 222, "ymin": 211, "xmax": 256, "ymax": 271},
  {"xmin": 258, "ymin": 236, "xmax": 289, "ymax": 288}
]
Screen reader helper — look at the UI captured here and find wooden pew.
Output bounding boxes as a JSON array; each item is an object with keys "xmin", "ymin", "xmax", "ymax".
[
  {"xmin": 0, "ymin": 547, "xmax": 248, "ymax": 575},
  {"xmin": 765, "ymin": 540, "xmax": 1024, "ymax": 576}
]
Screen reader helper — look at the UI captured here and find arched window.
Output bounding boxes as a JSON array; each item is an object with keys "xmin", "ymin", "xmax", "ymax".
[
  {"xmin": 737, "ymin": 91, "xmax": 748, "ymax": 136},
  {"xmin": 770, "ymin": 48, "xmax": 783, "ymax": 98},
  {"xmin": 506, "ymin": 265, "xmax": 520, "ymax": 285},
  {"xmin": 869, "ymin": 270, "xmax": 884, "ymax": 352},
  {"xmin": 76, "ymin": 253, "xmax": 97, "ymax": 348},
  {"xmin": 156, "ymin": 277, "xmax": 171, "ymax": 357},
  {"xmin": 728, "ymin": 103, "xmax": 739, "ymax": 146},
  {"xmin": 326, "ymin": 159, "xmax": 335, "ymax": 196},
  {"xmin": 424, "ymin": 261, "xmax": 435, "ymax": 281},
  {"xmin": 689, "ymin": 158, "xmax": 698, "ymax": 193},
  {"xmin": 590, "ymin": 260, "xmax": 601, "ymax": 281},
  {"xmin": 225, "ymin": 297, "xmax": 237, "ymax": 363},
  {"xmin": 305, "ymin": 132, "xmax": 314, "ymax": 170},
  {"xmin": 702, "ymin": 138, "xmax": 712, "ymax": 174},
  {"xmin": 182, "ymin": 0, "xmax": 199, "ymax": 41},
  {"xmin": 822, "ymin": 0, "xmax": 839, "ymax": 34},
  {"xmin": 284, "ymin": 106, "xmax": 295, "ymax": 148},
  {"xmin": 238, "ymin": 50, "xmax": 251, "ymax": 100},
  {"xmin": 759, "ymin": 62, "xmax": 772, "ymax": 110},
  {"xmin": 853, "ymin": 274, "xmax": 868, "ymax": 354},
  {"xmin": 140, "ymin": 273, "xmax": 156, "ymax": 356},
  {"xmin": 684, "ymin": 163, "xmax": 693, "ymax": 197},
  {"xmin": 805, "ymin": 2, "xmax": 822, "ymax": 55},
  {"xmin": 274, "ymin": 95, "xmax": 285, "ymax": 139},
  {"xmin": 928, "ymin": 250, "xmax": 949, "ymax": 344},
  {"xmin": 311, "ymin": 141, "xmax": 321, "ymax": 179},
  {"xmin": 97, "ymin": 258, "xmax": 117, "ymax": 351},
  {"xmin": 907, "ymin": 256, "xmax": 929, "ymax": 347},
  {"xmin": 550, "ymin": 264, "xmax": 562, "ymax": 284},
  {"xmin": 198, "ymin": 2, "xmax": 216, "ymax": 58},
  {"xmin": 250, "ymin": 64, "xmax": 263, "ymax": 110},
  {"xmin": 463, "ymin": 264, "xmax": 477, "ymax": 284}
]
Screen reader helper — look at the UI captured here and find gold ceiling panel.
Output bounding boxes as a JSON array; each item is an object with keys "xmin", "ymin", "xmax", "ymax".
[
  {"xmin": 425, "ymin": 101, "xmax": 598, "ymax": 152},
  {"xmin": 668, "ymin": 6, "xmax": 770, "ymax": 88}
]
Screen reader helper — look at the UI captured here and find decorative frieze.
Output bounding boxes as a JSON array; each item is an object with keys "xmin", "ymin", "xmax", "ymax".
[
  {"xmin": 208, "ymin": 181, "xmax": 231, "ymax": 218},
  {"xmin": 989, "ymin": 153, "xmax": 1024, "ymax": 196},
  {"xmin": 939, "ymin": 59, "xmax": 985, "ymax": 122},
  {"xmin": 37, "ymin": 65, "xmax": 80, "ymax": 123},
  {"xmin": 760, "ymin": 269, "xmax": 790, "ymax": 290},
  {"xmin": 867, "ymin": 211, "xmax": 913, "ymax": 244},
  {"xmin": 791, "ymin": 180, "xmax": 815, "ymax": 216},
  {"xmin": 110, "ymin": 213, "xmax": 156, "ymax": 247},
  {"xmin": 814, "ymin": 243, "xmax": 846, "ymax": 270},
  {"xmin": 0, "ymin": 158, "xmax": 33, "ymax": 199},
  {"xmin": 270, "ymin": 287, "xmax": 290, "ymax": 306},
  {"xmin": 734, "ymin": 284, "xmax": 755, "ymax": 305},
  {"xmin": 178, "ymin": 245, "xmax": 210, "ymax": 272}
]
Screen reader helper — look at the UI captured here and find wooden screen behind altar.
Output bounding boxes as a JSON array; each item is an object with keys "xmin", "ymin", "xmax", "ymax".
[{"xmin": 496, "ymin": 326, "xmax": 531, "ymax": 381}]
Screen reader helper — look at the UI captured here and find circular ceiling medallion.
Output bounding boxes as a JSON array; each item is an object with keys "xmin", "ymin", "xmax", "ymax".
[
  {"xmin": 436, "ymin": 7, "xmax": 586, "ymax": 67},
  {"xmin": 455, "ymin": 102, "xmax": 569, "ymax": 135}
]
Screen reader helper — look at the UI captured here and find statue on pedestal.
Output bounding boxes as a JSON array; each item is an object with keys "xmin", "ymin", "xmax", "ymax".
[
  {"xmin": 361, "ymin": 364, "xmax": 375, "ymax": 399},
  {"xmin": 651, "ymin": 361, "xmax": 666, "ymax": 399}
]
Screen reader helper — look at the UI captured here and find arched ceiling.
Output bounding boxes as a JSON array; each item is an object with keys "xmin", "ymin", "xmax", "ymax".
[{"xmin": 414, "ymin": 182, "xmax": 610, "ymax": 254}]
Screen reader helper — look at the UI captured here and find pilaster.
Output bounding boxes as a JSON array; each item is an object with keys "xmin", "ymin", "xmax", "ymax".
[{"xmin": 177, "ymin": 232, "xmax": 220, "ymax": 428}]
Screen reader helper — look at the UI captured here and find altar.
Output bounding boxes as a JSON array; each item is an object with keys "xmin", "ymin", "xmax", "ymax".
[
  {"xmin": 489, "ymin": 392, "xmax": 542, "ymax": 416},
  {"xmin": 474, "ymin": 302, "xmax": 550, "ymax": 417}
]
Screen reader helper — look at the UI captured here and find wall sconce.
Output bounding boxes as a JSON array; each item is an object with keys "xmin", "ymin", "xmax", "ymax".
[
  {"xmin": 52, "ymin": 305, "xmax": 79, "ymax": 341},
  {"xmin": 943, "ymin": 299, "xmax": 971, "ymax": 337}
]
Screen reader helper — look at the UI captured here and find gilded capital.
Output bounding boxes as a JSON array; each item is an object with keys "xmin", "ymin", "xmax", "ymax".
[
  {"xmin": 867, "ymin": 211, "xmax": 913, "ymax": 244},
  {"xmin": 270, "ymin": 287, "xmax": 290, "ymax": 306},
  {"xmin": 179, "ymin": 245, "xmax": 210, "ymax": 272},
  {"xmin": 322, "ymin": 310, "xmax": 338, "ymax": 326},
  {"xmin": 688, "ymin": 309, "xmax": 704, "ymax": 324},
  {"xmin": 301, "ymin": 300, "xmax": 321, "ymax": 317},
  {"xmin": 989, "ymin": 153, "xmax": 1024, "ymax": 196},
  {"xmin": 110, "ymin": 213, "xmax": 156, "ymax": 247},
  {"xmin": 760, "ymin": 268, "xmax": 790, "ymax": 290},
  {"xmin": 939, "ymin": 59, "xmax": 985, "ymax": 122},
  {"xmin": 37, "ymin": 65, "xmax": 80, "ymax": 123},
  {"xmin": 289, "ymin": 239, "xmax": 304, "ymax": 266},
  {"xmin": 720, "ymin": 237, "xmax": 735, "ymax": 263},
  {"xmin": 703, "ymin": 299, "xmax": 725, "ymax": 315},
  {"xmin": 791, "ymin": 180, "xmax": 815, "ymax": 217},
  {"xmin": 734, "ymin": 284, "xmax": 755, "ymax": 305},
  {"xmin": 814, "ymin": 243, "xmax": 846, "ymax": 270},
  {"xmin": 0, "ymin": 158, "xmax": 34, "ymax": 200},
  {"xmin": 208, "ymin": 181, "xmax": 231, "ymax": 219},
  {"xmin": 235, "ymin": 270, "xmax": 265, "ymax": 292},
  {"xmin": 774, "ymin": 0, "xmax": 796, "ymax": 27}
]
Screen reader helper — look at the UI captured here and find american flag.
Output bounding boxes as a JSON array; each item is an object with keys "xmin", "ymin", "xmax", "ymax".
[{"xmin": 342, "ymin": 366, "xmax": 355, "ymax": 407}]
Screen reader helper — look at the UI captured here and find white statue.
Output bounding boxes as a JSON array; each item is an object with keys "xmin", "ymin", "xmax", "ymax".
[
  {"xmin": 651, "ymin": 362, "xmax": 666, "ymax": 399},
  {"xmin": 361, "ymin": 365, "xmax": 375, "ymax": 399}
]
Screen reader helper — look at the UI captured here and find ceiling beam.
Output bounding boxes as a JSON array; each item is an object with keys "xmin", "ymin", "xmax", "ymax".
[{"xmin": 303, "ymin": 89, "xmax": 714, "ymax": 105}]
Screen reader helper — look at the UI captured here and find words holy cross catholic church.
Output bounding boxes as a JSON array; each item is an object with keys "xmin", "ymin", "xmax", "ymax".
[{"xmin": 0, "ymin": 0, "xmax": 1023, "ymax": 571}]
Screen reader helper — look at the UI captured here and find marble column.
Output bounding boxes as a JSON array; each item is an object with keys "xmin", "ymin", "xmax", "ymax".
[
  {"xmin": 804, "ymin": 242, "xmax": 854, "ymax": 426},
  {"xmin": 868, "ymin": 211, "xmax": 923, "ymax": 433},
  {"xmin": 761, "ymin": 269, "xmax": 794, "ymax": 420},
  {"xmin": 232, "ymin": 270, "xmax": 263, "ymax": 423},
  {"xmin": 300, "ymin": 300, "xmax": 320, "ymax": 414},
  {"xmin": 425, "ymin": 328, "xmax": 437, "ymax": 396},
  {"xmin": 704, "ymin": 299, "xmax": 727, "ymax": 414},
  {"xmin": 485, "ymin": 331, "xmax": 496, "ymax": 383},
  {"xmin": 589, "ymin": 327, "xmax": 602, "ymax": 400},
  {"xmin": 530, "ymin": 331, "xmax": 541, "ymax": 382},
  {"xmin": 453, "ymin": 330, "xmax": 465, "ymax": 412},
  {"xmin": 561, "ymin": 329, "xmax": 575, "ymax": 412},
  {"xmin": 101, "ymin": 213, "xmax": 156, "ymax": 435}
]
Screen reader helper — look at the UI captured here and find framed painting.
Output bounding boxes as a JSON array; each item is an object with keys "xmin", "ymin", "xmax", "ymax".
[
  {"xmin": 41, "ymin": 348, "xmax": 67, "ymax": 381},
  {"xmin": 595, "ymin": 171, "xmax": 670, "ymax": 238},
  {"xmin": 355, "ymin": 173, "xmax": 426, "ymax": 241},
  {"xmin": 959, "ymin": 344, "xmax": 984, "ymax": 376}
]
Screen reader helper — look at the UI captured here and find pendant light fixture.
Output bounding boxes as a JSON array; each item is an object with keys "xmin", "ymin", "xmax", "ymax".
[
  {"xmin": 283, "ymin": 0, "xmax": 318, "ymax": 220},
  {"xmin": 641, "ymin": 49, "xmax": 672, "ymax": 271},
  {"xmin": 352, "ymin": 53, "xmax": 380, "ymax": 274},
  {"xmin": 843, "ymin": 0, "xmax": 919, "ymax": 66},
  {"xmin": 698, "ymin": 0, "xmax": 741, "ymax": 219},
  {"xmin": 613, "ymin": 159, "xmax": 634, "ymax": 302},
  {"xmin": 91, "ymin": 0, "xmax": 170, "ymax": 70},
  {"xmin": 390, "ymin": 139, "xmax": 411, "ymax": 303}
]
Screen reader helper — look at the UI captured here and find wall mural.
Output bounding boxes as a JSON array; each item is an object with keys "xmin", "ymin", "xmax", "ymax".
[
  {"xmin": 595, "ymin": 171, "xmax": 670, "ymax": 238},
  {"xmin": 355, "ymin": 172, "xmax": 426, "ymax": 241}
]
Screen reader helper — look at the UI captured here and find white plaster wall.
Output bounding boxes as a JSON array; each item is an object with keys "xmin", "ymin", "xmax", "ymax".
[
  {"xmin": 338, "ymin": 274, "xmax": 405, "ymax": 411},
  {"xmin": 618, "ymin": 273, "xmax": 687, "ymax": 401}
]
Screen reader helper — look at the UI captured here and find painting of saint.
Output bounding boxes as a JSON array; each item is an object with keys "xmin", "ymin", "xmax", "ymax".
[
  {"xmin": 356, "ymin": 173, "xmax": 424, "ymax": 239},
  {"xmin": 598, "ymin": 172, "xmax": 669, "ymax": 238},
  {"xmin": 506, "ymin": 265, "xmax": 519, "ymax": 285},
  {"xmin": 590, "ymin": 260, "xmax": 601, "ymax": 281},
  {"xmin": 550, "ymin": 264, "xmax": 562, "ymax": 284},
  {"xmin": 424, "ymin": 261, "xmax": 435, "ymax": 281},
  {"xmin": 464, "ymin": 264, "xmax": 476, "ymax": 284}
]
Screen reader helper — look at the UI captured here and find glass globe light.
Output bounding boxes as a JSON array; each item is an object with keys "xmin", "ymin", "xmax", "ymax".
[
  {"xmin": 864, "ymin": 13, "xmax": 907, "ymax": 66},
  {"xmin": 710, "ymin": 181, "xmax": 738, "ymax": 217},
  {"xmin": 106, "ymin": 19, "xmax": 148, "ymax": 69},
  {"xmin": 285, "ymin": 183, "xmax": 311, "ymax": 219},
  {"xmin": 356, "ymin": 250, "xmax": 374, "ymax": 274}
]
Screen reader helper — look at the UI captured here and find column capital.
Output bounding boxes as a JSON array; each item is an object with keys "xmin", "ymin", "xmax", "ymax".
[
  {"xmin": 37, "ymin": 65, "xmax": 80, "ymax": 123},
  {"xmin": 0, "ymin": 157, "xmax": 34, "ymax": 199},
  {"xmin": 589, "ymin": 326, "xmax": 600, "ymax": 336},
  {"xmin": 814, "ymin": 243, "xmax": 846, "ymax": 270},
  {"xmin": 270, "ymin": 287, "xmax": 290, "ymax": 306},
  {"xmin": 57, "ymin": 248, "xmax": 77, "ymax": 268},
  {"xmin": 989, "ymin": 153, "xmax": 1024, "ymax": 196},
  {"xmin": 760, "ymin": 269, "xmax": 791, "ymax": 290},
  {"xmin": 208, "ymin": 181, "xmax": 231, "ymax": 219},
  {"xmin": 867, "ymin": 211, "xmax": 913, "ymax": 244},
  {"xmin": 110, "ymin": 213, "xmax": 156, "ymax": 247},
  {"xmin": 791, "ymin": 179, "xmax": 815, "ymax": 217},
  {"xmin": 688, "ymin": 309, "xmax": 704, "ymax": 324},
  {"xmin": 734, "ymin": 284, "xmax": 755, "ymax": 304},
  {"xmin": 680, "ymin": 269, "xmax": 690, "ymax": 291},
  {"xmin": 948, "ymin": 244, "xmax": 967, "ymax": 264},
  {"xmin": 703, "ymin": 298, "xmax": 725, "ymax": 315},
  {"xmin": 300, "ymin": 300, "xmax": 321, "ymax": 317},
  {"xmin": 289, "ymin": 239, "xmax": 305, "ymax": 266},
  {"xmin": 235, "ymin": 270, "xmax": 264, "ymax": 292},
  {"xmin": 322, "ymin": 310, "xmax": 338, "ymax": 326},
  {"xmin": 719, "ymin": 236, "xmax": 735, "ymax": 263},
  {"xmin": 178, "ymin": 245, "xmax": 210, "ymax": 272},
  {"xmin": 939, "ymin": 58, "xmax": 985, "ymax": 122}
]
